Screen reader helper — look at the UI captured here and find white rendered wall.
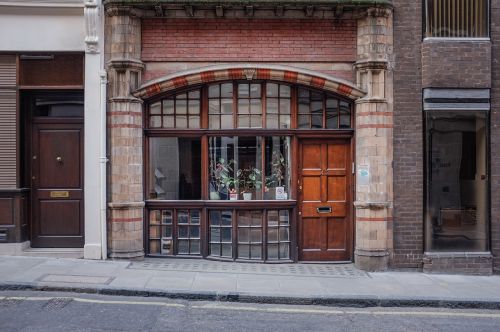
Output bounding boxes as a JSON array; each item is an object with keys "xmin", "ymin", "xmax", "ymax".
[{"xmin": 0, "ymin": 9, "xmax": 85, "ymax": 52}]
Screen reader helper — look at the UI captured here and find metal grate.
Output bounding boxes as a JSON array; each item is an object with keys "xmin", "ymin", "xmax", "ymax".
[
  {"xmin": 128, "ymin": 259, "xmax": 367, "ymax": 278},
  {"xmin": 42, "ymin": 298, "xmax": 73, "ymax": 311}
]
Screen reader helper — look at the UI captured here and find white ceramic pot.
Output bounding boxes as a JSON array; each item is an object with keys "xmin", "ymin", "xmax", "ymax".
[
  {"xmin": 210, "ymin": 192, "xmax": 220, "ymax": 200},
  {"xmin": 242, "ymin": 192, "xmax": 252, "ymax": 200}
]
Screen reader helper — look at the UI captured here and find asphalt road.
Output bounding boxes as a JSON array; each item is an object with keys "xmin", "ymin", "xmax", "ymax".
[{"xmin": 1, "ymin": 291, "xmax": 500, "ymax": 332}]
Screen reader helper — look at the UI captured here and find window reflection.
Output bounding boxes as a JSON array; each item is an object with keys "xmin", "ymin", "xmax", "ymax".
[{"xmin": 425, "ymin": 111, "xmax": 488, "ymax": 252}]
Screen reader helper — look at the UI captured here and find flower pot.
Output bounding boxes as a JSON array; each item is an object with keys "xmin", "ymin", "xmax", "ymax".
[
  {"xmin": 210, "ymin": 191, "xmax": 220, "ymax": 200},
  {"xmin": 229, "ymin": 192, "xmax": 238, "ymax": 200},
  {"xmin": 242, "ymin": 192, "xmax": 252, "ymax": 200}
]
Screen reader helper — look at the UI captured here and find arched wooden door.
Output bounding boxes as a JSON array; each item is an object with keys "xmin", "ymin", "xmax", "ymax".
[{"xmin": 298, "ymin": 139, "xmax": 353, "ymax": 261}]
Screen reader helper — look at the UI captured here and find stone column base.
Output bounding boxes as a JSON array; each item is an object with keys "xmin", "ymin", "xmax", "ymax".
[
  {"xmin": 108, "ymin": 202, "xmax": 145, "ymax": 260},
  {"xmin": 355, "ymin": 249, "xmax": 389, "ymax": 272}
]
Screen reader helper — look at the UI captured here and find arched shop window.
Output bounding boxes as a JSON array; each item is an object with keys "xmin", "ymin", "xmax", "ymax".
[{"xmin": 146, "ymin": 80, "xmax": 353, "ymax": 261}]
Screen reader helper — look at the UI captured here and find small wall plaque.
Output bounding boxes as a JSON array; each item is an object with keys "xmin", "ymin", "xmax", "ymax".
[{"xmin": 50, "ymin": 191, "xmax": 69, "ymax": 198}]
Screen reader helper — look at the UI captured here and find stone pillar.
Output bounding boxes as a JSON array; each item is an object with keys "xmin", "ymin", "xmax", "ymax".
[
  {"xmin": 354, "ymin": 7, "xmax": 394, "ymax": 271},
  {"xmin": 105, "ymin": 6, "xmax": 145, "ymax": 259}
]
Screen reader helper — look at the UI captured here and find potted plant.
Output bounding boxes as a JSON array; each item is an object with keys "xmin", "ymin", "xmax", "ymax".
[
  {"xmin": 265, "ymin": 150, "xmax": 288, "ymax": 199},
  {"xmin": 237, "ymin": 166, "xmax": 262, "ymax": 200},
  {"xmin": 209, "ymin": 158, "xmax": 236, "ymax": 200}
]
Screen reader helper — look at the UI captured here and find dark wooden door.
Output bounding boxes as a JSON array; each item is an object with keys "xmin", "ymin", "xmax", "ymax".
[
  {"xmin": 298, "ymin": 139, "xmax": 352, "ymax": 261},
  {"xmin": 31, "ymin": 121, "xmax": 84, "ymax": 247}
]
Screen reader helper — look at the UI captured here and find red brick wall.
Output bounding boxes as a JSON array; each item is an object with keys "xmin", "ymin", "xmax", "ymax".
[{"xmin": 141, "ymin": 19, "xmax": 356, "ymax": 62}]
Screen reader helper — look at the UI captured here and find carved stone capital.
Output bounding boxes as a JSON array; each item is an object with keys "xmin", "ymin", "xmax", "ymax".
[
  {"xmin": 355, "ymin": 6, "xmax": 393, "ymax": 19},
  {"xmin": 84, "ymin": 0, "xmax": 99, "ymax": 54},
  {"xmin": 107, "ymin": 58, "xmax": 145, "ymax": 72},
  {"xmin": 105, "ymin": 5, "xmax": 142, "ymax": 17}
]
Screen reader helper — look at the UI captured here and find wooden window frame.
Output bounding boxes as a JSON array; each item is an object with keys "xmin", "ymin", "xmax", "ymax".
[{"xmin": 144, "ymin": 80, "xmax": 354, "ymax": 261}]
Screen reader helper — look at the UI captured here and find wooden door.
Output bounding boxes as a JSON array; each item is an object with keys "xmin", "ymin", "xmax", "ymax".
[
  {"xmin": 31, "ymin": 121, "xmax": 84, "ymax": 247},
  {"xmin": 298, "ymin": 139, "xmax": 352, "ymax": 261}
]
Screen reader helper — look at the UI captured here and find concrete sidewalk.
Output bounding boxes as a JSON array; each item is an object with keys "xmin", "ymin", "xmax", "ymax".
[{"xmin": 1, "ymin": 255, "xmax": 500, "ymax": 308}]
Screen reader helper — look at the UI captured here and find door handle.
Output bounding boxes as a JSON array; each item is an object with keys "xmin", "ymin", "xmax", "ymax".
[
  {"xmin": 56, "ymin": 156, "xmax": 63, "ymax": 164},
  {"xmin": 316, "ymin": 206, "xmax": 332, "ymax": 213}
]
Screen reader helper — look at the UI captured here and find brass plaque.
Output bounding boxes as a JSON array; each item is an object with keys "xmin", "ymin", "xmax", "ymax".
[{"xmin": 50, "ymin": 191, "xmax": 69, "ymax": 198}]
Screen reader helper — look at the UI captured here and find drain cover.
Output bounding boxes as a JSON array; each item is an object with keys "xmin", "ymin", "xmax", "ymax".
[{"xmin": 42, "ymin": 298, "xmax": 73, "ymax": 311}]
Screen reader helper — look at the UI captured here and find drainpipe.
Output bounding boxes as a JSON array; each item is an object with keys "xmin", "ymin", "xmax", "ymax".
[{"xmin": 100, "ymin": 70, "xmax": 108, "ymax": 260}]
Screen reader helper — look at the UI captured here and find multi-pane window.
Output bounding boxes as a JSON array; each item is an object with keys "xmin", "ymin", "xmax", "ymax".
[
  {"xmin": 425, "ymin": 0, "xmax": 489, "ymax": 38},
  {"xmin": 209, "ymin": 210, "xmax": 233, "ymax": 258},
  {"xmin": 237, "ymin": 83, "xmax": 263, "ymax": 128},
  {"xmin": 149, "ymin": 90, "xmax": 200, "ymax": 128},
  {"xmin": 148, "ymin": 209, "xmax": 201, "ymax": 256},
  {"xmin": 209, "ymin": 83, "xmax": 233, "ymax": 129},
  {"xmin": 266, "ymin": 83, "xmax": 291, "ymax": 129},
  {"xmin": 267, "ymin": 210, "xmax": 290, "ymax": 260},
  {"xmin": 237, "ymin": 210, "xmax": 263, "ymax": 260},
  {"xmin": 298, "ymin": 88, "xmax": 351, "ymax": 129}
]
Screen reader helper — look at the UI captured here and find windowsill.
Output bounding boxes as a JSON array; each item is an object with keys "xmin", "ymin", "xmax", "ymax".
[
  {"xmin": 423, "ymin": 251, "xmax": 492, "ymax": 258},
  {"xmin": 423, "ymin": 37, "xmax": 490, "ymax": 42},
  {"xmin": 146, "ymin": 199, "xmax": 297, "ymax": 207}
]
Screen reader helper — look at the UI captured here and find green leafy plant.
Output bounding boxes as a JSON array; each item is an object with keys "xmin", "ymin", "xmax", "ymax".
[
  {"xmin": 265, "ymin": 150, "xmax": 287, "ymax": 187},
  {"xmin": 237, "ymin": 167, "xmax": 262, "ymax": 193},
  {"xmin": 209, "ymin": 158, "xmax": 236, "ymax": 194}
]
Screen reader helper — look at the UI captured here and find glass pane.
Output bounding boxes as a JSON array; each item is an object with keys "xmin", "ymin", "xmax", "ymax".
[
  {"xmin": 280, "ymin": 99, "xmax": 291, "ymax": 114},
  {"xmin": 149, "ymin": 226, "xmax": 160, "ymax": 238},
  {"xmin": 251, "ymin": 245, "xmax": 262, "ymax": 259},
  {"xmin": 208, "ymin": 84, "xmax": 219, "ymax": 98},
  {"xmin": 280, "ymin": 115, "xmax": 291, "ymax": 129},
  {"xmin": 190, "ymin": 240, "xmax": 200, "ymax": 254},
  {"xmin": 221, "ymin": 115, "xmax": 233, "ymax": 129},
  {"xmin": 279, "ymin": 243, "xmax": 290, "ymax": 259},
  {"xmin": 267, "ymin": 83, "xmax": 279, "ymax": 97},
  {"xmin": 176, "ymin": 115, "xmax": 187, "ymax": 128},
  {"xmin": 210, "ymin": 211, "xmax": 220, "ymax": 226},
  {"xmin": 326, "ymin": 111, "xmax": 338, "ymax": 129},
  {"xmin": 250, "ymin": 99, "xmax": 262, "ymax": 114},
  {"xmin": 280, "ymin": 85, "xmax": 291, "ymax": 98},
  {"xmin": 149, "ymin": 240, "xmax": 160, "ymax": 254},
  {"xmin": 162, "ymin": 225, "xmax": 172, "ymax": 238},
  {"xmin": 268, "ymin": 244, "xmax": 279, "ymax": 260},
  {"xmin": 251, "ymin": 211, "xmax": 262, "ymax": 226},
  {"xmin": 148, "ymin": 138, "xmax": 202, "ymax": 200},
  {"xmin": 221, "ymin": 99, "xmax": 233, "ymax": 114},
  {"xmin": 34, "ymin": 93, "xmax": 84, "ymax": 117},
  {"xmin": 189, "ymin": 116, "xmax": 200, "ymax": 129},
  {"xmin": 267, "ymin": 210, "xmax": 279, "ymax": 227},
  {"xmin": 176, "ymin": 99, "xmax": 187, "ymax": 114},
  {"xmin": 163, "ymin": 99, "xmax": 174, "ymax": 115},
  {"xmin": 221, "ymin": 228, "xmax": 232, "ymax": 242},
  {"xmin": 425, "ymin": 111, "xmax": 488, "ymax": 252},
  {"xmin": 250, "ymin": 115, "xmax": 262, "ymax": 128},
  {"xmin": 268, "ymin": 228, "xmax": 278, "ymax": 242},
  {"xmin": 178, "ymin": 240, "xmax": 189, "ymax": 254},
  {"xmin": 279, "ymin": 227, "xmax": 289, "ymax": 241},
  {"xmin": 279, "ymin": 210, "xmax": 290, "ymax": 224},
  {"xmin": 265, "ymin": 137, "xmax": 291, "ymax": 200},
  {"xmin": 238, "ymin": 83, "xmax": 249, "ymax": 97},
  {"xmin": 150, "ymin": 102, "xmax": 161, "ymax": 115},
  {"xmin": 267, "ymin": 114, "xmax": 279, "ymax": 129},
  {"xmin": 189, "ymin": 90, "xmax": 200, "ymax": 99},
  {"xmin": 250, "ymin": 84, "xmax": 261, "ymax": 98},
  {"xmin": 340, "ymin": 101, "xmax": 351, "ymax": 128},
  {"xmin": 221, "ymin": 244, "xmax": 232, "ymax": 257},
  {"xmin": 250, "ymin": 228, "xmax": 262, "ymax": 243},
  {"xmin": 267, "ymin": 99, "xmax": 279, "ymax": 114},
  {"xmin": 221, "ymin": 211, "xmax": 232, "ymax": 225},
  {"xmin": 221, "ymin": 83, "xmax": 233, "ymax": 98},
  {"xmin": 150, "ymin": 210, "xmax": 161, "ymax": 224},
  {"xmin": 209, "ymin": 115, "xmax": 220, "ymax": 129},
  {"xmin": 191, "ymin": 210, "xmax": 201, "ymax": 224},
  {"xmin": 238, "ymin": 228, "xmax": 249, "ymax": 243},
  {"xmin": 209, "ymin": 100, "xmax": 220, "ymax": 114},
  {"xmin": 162, "ymin": 210, "xmax": 173, "ymax": 224},
  {"xmin": 189, "ymin": 100, "xmax": 200, "ymax": 114},
  {"xmin": 210, "ymin": 243, "xmax": 220, "ymax": 256},
  {"xmin": 298, "ymin": 115, "xmax": 309, "ymax": 129},
  {"xmin": 238, "ymin": 211, "xmax": 251, "ymax": 226},
  {"xmin": 298, "ymin": 88, "xmax": 309, "ymax": 98},
  {"xmin": 150, "ymin": 116, "xmax": 161, "ymax": 128},
  {"xmin": 178, "ymin": 210, "xmax": 188, "ymax": 224},
  {"xmin": 238, "ymin": 244, "xmax": 250, "ymax": 259},
  {"xmin": 238, "ymin": 99, "xmax": 250, "ymax": 114},
  {"xmin": 178, "ymin": 225, "xmax": 188, "ymax": 238},
  {"xmin": 312, "ymin": 114, "xmax": 323, "ymax": 128},
  {"xmin": 163, "ymin": 116, "xmax": 174, "ymax": 128},
  {"xmin": 190, "ymin": 226, "xmax": 200, "ymax": 238},
  {"xmin": 298, "ymin": 99, "xmax": 310, "ymax": 114},
  {"xmin": 210, "ymin": 228, "xmax": 221, "ymax": 242},
  {"xmin": 238, "ymin": 115, "xmax": 250, "ymax": 128}
]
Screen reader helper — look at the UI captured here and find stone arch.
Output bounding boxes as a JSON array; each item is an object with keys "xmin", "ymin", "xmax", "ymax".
[{"xmin": 133, "ymin": 64, "xmax": 365, "ymax": 100}]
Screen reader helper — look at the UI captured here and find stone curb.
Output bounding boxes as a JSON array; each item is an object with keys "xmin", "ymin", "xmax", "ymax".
[{"xmin": 1, "ymin": 283, "xmax": 500, "ymax": 310}]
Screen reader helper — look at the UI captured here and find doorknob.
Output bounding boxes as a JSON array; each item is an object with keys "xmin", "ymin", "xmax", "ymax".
[{"xmin": 56, "ymin": 156, "xmax": 63, "ymax": 163}]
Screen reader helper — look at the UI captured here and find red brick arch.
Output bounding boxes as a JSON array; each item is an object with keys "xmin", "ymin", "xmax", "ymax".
[{"xmin": 133, "ymin": 65, "xmax": 365, "ymax": 100}]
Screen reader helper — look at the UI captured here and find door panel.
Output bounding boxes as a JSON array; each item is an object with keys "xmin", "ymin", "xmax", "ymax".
[
  {"xmin": 299, "ymin": 139, "xmax": 352, "ymax": 261},
  {"xmin": 31, "ymin": 122, "xmax": 84, "ymax": 248}
]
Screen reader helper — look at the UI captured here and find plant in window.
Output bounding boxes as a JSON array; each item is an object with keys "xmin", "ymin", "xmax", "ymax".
[
  {"xmin": 265, "ymin": 150, "xmax": 288, "ymax": 199},
  {"xmin": 209, "ymin": 158, "xmax": 236, "ymax": 200},
  {"xmin": 237, "ymin": 167, "xmax": 262, "ymax": 200}
]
